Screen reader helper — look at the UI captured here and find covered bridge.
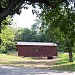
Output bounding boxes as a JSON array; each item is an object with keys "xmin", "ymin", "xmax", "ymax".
[{"xmin": 17, "ymin": 42, "xmax": 57, "ymax": 59}]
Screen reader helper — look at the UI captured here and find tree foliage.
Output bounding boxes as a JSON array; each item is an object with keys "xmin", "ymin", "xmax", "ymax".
[
  {"xmin": 0, "ymin": 17, "xmax": 15, "ymax": 53},
  {"xmin": 15, "ymin": 23, "xmax": 49, "ymax": 42},
  {"xmin": 39, "ymin": 2, "xmax": 75, "ymax": 62},
  {"xmin": 0, "ymin": 0, "xmax": 75, "ymax": 22}
]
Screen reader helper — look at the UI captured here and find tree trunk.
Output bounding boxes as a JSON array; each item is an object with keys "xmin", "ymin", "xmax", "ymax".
[
  {"xmin": 0, "ymin": 21, "xmax": 2, "ymax": 45},
  {"xmin": 68, "ymin": 47, "xmax": 73, "ymax": 62}
]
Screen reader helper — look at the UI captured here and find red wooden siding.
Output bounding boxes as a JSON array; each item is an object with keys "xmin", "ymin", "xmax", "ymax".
[{"xmin": 17, "ymin": 45, "xmax": 57, "ymax": 57}]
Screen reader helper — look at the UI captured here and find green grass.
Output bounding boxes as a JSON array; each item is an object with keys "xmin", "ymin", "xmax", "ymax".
[
  {"xmin": 47, "ymin": 53, "xmax": 75, "ymax": 71},
  {"xmin": 0, "ymin": 53, "xmax": 33, "ymax": 64},
  {"xmin": 0, "ymin": 52, "xmax": 75, "ymax": 71}
]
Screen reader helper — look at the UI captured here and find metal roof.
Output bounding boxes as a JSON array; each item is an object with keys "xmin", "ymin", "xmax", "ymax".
[{"xmin": 17, "ymin": 42, "xmax": 57, "ymax": 46}]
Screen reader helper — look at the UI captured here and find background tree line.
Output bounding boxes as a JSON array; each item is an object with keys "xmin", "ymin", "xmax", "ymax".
[{"xmin": 15, "ymin": 24, "xmax": 49, "ymax": 42}]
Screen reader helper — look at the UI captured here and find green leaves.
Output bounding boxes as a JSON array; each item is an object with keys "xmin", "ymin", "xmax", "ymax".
[
  {"xmin": 0, "ymin": 16, "xmax": 15, "ymax": 53},
  {"xmin": 39, "ymin": 2, "xmax": 75, "ymax": 52},
  {"xmin": 0, "ymin": 25, "xmax": 15, "ymax": 53}
]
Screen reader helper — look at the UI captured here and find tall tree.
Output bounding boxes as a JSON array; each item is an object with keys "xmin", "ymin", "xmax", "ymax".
[{"xmin": 40, "ymin": 3, "xmax": 75, "ymax": 62}]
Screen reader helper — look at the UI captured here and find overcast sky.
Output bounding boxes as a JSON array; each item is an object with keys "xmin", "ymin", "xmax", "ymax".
[{"xmin": 12, "ymin": 5, "xmax": 36, "ymax": 29}]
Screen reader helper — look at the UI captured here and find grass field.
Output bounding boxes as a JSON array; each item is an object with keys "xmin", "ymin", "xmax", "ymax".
[
  {"xmin": 0, "ymin": 52, "xmax": 75, "ymax": 71},
  {"xmin": 47, "ymin": 53, "xmax": 75, "ymax": 71}
]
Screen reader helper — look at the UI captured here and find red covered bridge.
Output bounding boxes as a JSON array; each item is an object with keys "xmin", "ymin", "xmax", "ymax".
[{"xmin": 17, "ymin": 42, "xmax": 57, "ymax": 59}]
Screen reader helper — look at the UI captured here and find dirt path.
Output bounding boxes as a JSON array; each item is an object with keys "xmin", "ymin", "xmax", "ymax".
[
  {"xmin": 1, "ymin": 58, "xmax": 59, "ymax": 68},
  {"xmin": 0, "ymin": 66, "xmax": 75, "ymax": 75}
]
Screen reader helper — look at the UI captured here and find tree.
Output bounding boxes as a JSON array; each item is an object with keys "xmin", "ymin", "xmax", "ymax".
[
  {"xmin": 15, "ymin": 28, "xmax": 30, "ymax": 41},
  {"xmin": 40, "ymin": 3, "xmax": 75, "ymax": 62},
  {"xmin": 15, "ymin": 27, "xmax": 38, "ymax": 42},
  {"xmin": 0, "ymin": 17, "xmax": 15, "ymax": 53}
]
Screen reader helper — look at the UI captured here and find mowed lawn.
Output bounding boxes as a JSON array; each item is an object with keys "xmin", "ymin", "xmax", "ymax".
[
  {"xmin": 47, "ymin": 53, "xmax": 75, "ymax": 71},
  {"xmin": 0, "ymin": 52, "xmax": 75, "ymax": 71},
  {"xmin": 0, "ymin": 53, "xmax": 33, "ymax": 64}
]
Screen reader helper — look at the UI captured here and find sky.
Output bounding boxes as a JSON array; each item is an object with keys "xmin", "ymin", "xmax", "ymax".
[{"xmin": 12, "ymin": 5, "xmax": 36, "ymax": 29}]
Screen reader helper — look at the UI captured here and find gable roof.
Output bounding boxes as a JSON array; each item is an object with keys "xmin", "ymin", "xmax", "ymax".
[{"xmin": 17, "ymin": 42, "xmax": 57, "ymax": 46}]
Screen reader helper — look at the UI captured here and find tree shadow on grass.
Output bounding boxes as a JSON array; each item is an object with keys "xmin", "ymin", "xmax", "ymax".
[
  {"xmin": 47, "ymin": 63, "xmax": 75, "ymax": 71},
  {"xmin": 0, "ymin": 57, "xmax": 75, "ymax": 71},
  {"xmin": 56, "ymin": 60, "xmax": 69, "ymax": 65}
]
